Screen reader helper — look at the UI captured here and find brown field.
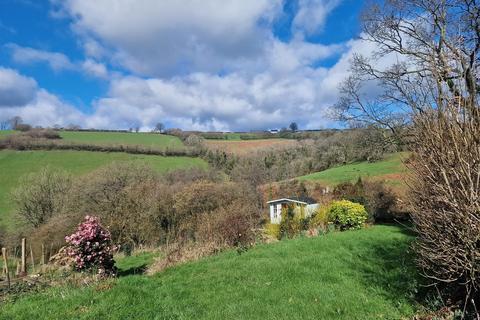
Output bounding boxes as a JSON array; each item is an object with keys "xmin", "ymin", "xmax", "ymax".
[{"xmin": 205, "ymin": 139, "xmax": 298, "ymax": 155}]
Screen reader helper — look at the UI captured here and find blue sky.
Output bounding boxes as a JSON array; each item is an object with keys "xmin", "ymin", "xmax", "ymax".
[{"xmin": 0, "ymin": 0, "xmax": 367, "ymax": 131}]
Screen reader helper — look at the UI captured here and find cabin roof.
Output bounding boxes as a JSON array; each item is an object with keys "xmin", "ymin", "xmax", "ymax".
[{"xmin": 267, "ymin": 196, "xmax": 317, "ymax": 205}]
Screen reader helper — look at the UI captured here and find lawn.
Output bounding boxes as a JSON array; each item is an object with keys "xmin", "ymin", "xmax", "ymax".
[
  {"xmin": 1, "ymin": 225, "xmax": 418, "ymax": 319},
  {"xmin": 59, "ymin": 131, "xmax": 183, "ymax": 149},
  {"xmin": 298, "ymin": 152, "xmax": 409, "ymax": 187},
  {"xmin": 0, "ymin": 150, "xmax": 207, "ymax": 230}
]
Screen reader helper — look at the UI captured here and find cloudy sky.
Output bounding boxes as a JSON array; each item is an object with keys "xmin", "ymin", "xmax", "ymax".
[{"xmin": 0, "ymin": 0, "xmax": 366, "ymax": 131}]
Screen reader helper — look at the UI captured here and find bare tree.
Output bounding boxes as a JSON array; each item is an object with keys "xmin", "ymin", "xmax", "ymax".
[
  {"xmin": 9, "ymin": 116, "xmax": 23, "ymax": 130},
  {"xmin": 335, "ymin": 0, "xmax": 480, "ymax": 314},
  {"xmin": 154, "ymin": 122, "xmax": 165, "ymax": 133},
  {"xmin": 0, "ymin": 120, "xmax": 10, "ymax": 130}
]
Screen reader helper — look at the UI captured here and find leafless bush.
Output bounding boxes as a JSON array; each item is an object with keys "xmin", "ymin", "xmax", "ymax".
[
  {"xmin": 12, "ymin": 167, "xmax": 72, "ymax": 227},
  {"xmin": 24, "ymin": 128, "xmax": 61, "ymax": 139},
  {"xmin": 408, "ymin": 103, "xmax": 480, "ymax": 311},
  {"xmin": 184, "ymin": 134, "xmax": 205, "ymax": 147}
]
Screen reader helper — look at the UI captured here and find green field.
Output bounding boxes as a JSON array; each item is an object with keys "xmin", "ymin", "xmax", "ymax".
[
  {"xmin": 59, "ymin": 131, "xmax": 183, "ymax": 148},
  {"xmin": 298, "ymin": 152, "xmax": 409, "ymax": 187},
  {"xmin": 0, "ymin": 130, "xmax": 14, "ymax": 139},
  {"xmin": 1, "ymin": 225, "xmax": 418, "ymax": 319},
  {"xmin": 0, "ymin": 150, "xmax": 207, "ymax": 229}
]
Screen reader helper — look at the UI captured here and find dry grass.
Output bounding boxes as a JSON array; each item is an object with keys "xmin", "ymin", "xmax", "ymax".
[{"xmin": 205, "ymin": 138, "xmax": 298, "ymax": 155}]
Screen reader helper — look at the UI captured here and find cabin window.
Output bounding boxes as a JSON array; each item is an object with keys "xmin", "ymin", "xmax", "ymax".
[{"xmin": 273, "ymin": 205, "xmax": 278, "ymax": 219}]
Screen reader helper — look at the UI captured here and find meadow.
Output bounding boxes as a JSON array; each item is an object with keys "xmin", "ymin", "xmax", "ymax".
[
  {"xmin": 0, "ymin": 150, "xmax": 207, "ymax": 229},
  {"xmin": 1, "ymin": 225, "xmax": 418, "ymax": 320},
  {"xmin": 59, "ymin": 131, "xmax": 183, "ymax": 149},
  {"xmin": 297, "ymin": 152, "xmax": 409, "ymax": 188},
  {"xmin": 0, "ymin": 130, "xmax": 14, "ymax": 139}
]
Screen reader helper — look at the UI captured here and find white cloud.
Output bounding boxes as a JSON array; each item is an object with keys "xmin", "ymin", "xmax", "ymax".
[
  {"xmin": 6, "ymin": 90, "xmax": 86, "ymax": 127},
  {"xmin": 7, "ymin": 44, "xmax": 75, "ymax": 71},
  {"xmin": 0, "ymin": 67, "xmax": 37, "ymax": 107},
  {"xmin": 60, "ymin": 0, "xmax": 283, "ymax": 76},
  {"xmin": 7, "ymin": 43, "xmax": 111, "ymax": 80},
  {"xmin": 292, "ymin": 0, "xmax": 342, "ymax": 36},
  {"xmin": 3, "ymin": 1, "xmax": 389, "ymax": 131},
  {"xmin": 81, "ymin": 59, "xmax": 108, "ymax": 79}
]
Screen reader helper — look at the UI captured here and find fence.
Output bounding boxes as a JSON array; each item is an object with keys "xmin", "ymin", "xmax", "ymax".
[{"xmin": 1, "ymin": 238, "xmax": 52, "ymax": 289}]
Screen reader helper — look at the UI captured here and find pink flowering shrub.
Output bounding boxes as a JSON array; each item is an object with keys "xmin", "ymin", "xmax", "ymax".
[{"xmin": 65, "ymin": 215, "xmax": 117, "ymax": 276}]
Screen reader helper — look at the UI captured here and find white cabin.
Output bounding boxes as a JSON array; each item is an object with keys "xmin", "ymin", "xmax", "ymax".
[{"xmin": 267, "ymin": 197, "xmax": 319, "ymax": 224}]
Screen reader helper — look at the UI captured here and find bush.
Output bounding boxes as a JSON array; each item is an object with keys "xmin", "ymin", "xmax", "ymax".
[
  {"xmin": 279, "ymin": 204, "xmax": 306, "ymax": 238},
  {"xmin": 264, "ymin": 223, "xmax": 281, "ymax": 240},
  {"xmin": 24, "ymin": 128, "xmax": 61, "ymax": 140},
  {"xmin": 309, "ymin": 206, "xmax": 329, "ymax": 229},
  {"xmin": 184, "ymin": 134, "xmax": 205, "ymax": 147},
  {"xmin": 196, "ymin": 200, "xmax": 259, "ymax": 248},
  {"xmin": 65, "ymin": 216, "xmax": 116, "ymax": 276},
  {"xmin": 327, "ymin": 200, "xmax": 368, "ymax": 231},
  {"xmin": 15, "ymin": 123, "xmax": 32, "ymax": 132},
  {"xmin": 333, "ymin": 179, "xmax": 400, "ymax": 222},
  {"xmin": 13, "ymin": 167, "xmax": 72, "ymax": 227}
]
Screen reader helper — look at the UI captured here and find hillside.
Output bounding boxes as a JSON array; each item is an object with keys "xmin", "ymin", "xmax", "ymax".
[
  {"xmin": 59, "ymin": 131, "xmax": 183, "ymax": 149},
  {"xmin": 297, "ymin": 152, "xmax": 409, "ymax": 188},
  {"xmin": 1, "ymin": 225, "xmax": 418, "ymax": 320},
  {"xmin": 0, "ymin": 150, "xmax": 207, "ymax": 229}
]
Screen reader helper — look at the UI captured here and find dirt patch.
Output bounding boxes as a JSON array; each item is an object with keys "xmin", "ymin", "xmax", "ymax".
[{"xmin": 205, "ymin": 139, "xmax": 298, "ymax": 155}]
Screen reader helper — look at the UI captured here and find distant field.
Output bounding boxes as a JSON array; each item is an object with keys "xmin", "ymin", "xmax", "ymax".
[
  {"xmin": 59, "ymin": 131, "xmax": 183, "ymax": 148},
  {"xmin": 205, "ymin": 139, "xmax": 298, "ymax": 155},
  {"xmin": 2, "ymin": 225, "xmax": 418, "ymax": 319},
  {"xmin": 0, "ymin": 150, "xmax": 207, "ymax": 229},
  {"xmin": 298, "ymin": 152, "xmax": 409, "ymax": 188},
  {"xmin": 0, "ymin": 130, "xmax": 14, "ymax": 139}
]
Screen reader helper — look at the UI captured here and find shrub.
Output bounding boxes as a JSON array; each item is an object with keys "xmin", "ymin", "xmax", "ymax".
[
  {"xmin": 24, "ymin": 128, "xmax": 61, "ymax": 140},
  {"xmin": 184, "ymin": 134, "xmax": 205, "ymax": 147},
  {"xmin": 264, "ymin": 223, "xmax": 281, "ymax": 240},
  {"xmin": 309, "ymin": 206, "xmax": 329, "ymax": 229},
  {"xmin": 279, "ymin": 204, "xmax": 306, "ymax": 238},
  {"xmin": 196, "ymin": 200, "xmax": 259, "ymax": 248},
  {"xmin": 15, "ymin": 123, "xmax": 32, "ymax": 132},
  {"xmin": 65, "ymin": 216, "xmax": 116, "ymax": 276},
  {"xmin": 333, "ymin": 179, "xmax": 400, "ymax": 222},
  {"xmin": 327, "ymin": 200, "xmax": 368, "ymax": 231},
  {"xmin": 13, "ymin": 167, "xmax": 72, "ymax": 227}
]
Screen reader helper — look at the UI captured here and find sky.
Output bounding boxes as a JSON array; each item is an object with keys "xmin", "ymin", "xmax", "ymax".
[{"xmin": 0, "ymin": 0, "xmax": 368, "ymax": 131}]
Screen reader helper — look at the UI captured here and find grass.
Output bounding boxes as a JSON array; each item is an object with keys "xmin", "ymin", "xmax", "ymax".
[
  {"xmin": 297, "ymin": 152, "xmax": 409, "ymax": 187},
  {"xmin": 0, "ymin": 130, "xmax": 14, "ymax": 139},
  {"xmin": 0, "ymin": 150, "xmax": 207, "ymax": 230},
  {"xmin": 115, "ymin": 251, "xmax": 160, "ymax": 276},
  {"xmin": 59, "ymin": 131, "xmax": 183, "ymax": 148},
  {"xmin": 1, "ymin": 225, "xmax": 418, "ymax": 319}
]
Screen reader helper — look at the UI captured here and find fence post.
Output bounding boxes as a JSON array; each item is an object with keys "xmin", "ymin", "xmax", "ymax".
[
  {"xmin": 41, "ymin": 243, "xmax": 45, "ymax": 265},
  {"xmin": 2, "ymin": 248, "xmax": 10, "ymax": 289},
  {"xmin": 21, "ymin": 238, "xmax": 26, "ymax": 275},
  {"xmin": 30, "ymin": 244, "xmax": 35, "ymax": 273}
]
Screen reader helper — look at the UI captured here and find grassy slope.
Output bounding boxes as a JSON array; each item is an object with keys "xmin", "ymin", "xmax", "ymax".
[
  {"xmin": 59, "ymin": 131, "xmax": 183, "ymax": 148},
  {"xmin": 0, "ymin": 150, "xmax": 207, "ymax": 229},
  {"xmin": 0, "ymin": 130, "xmax": 14, "ymax": 139},
  {"xmin": 2, "ymin": 225, "xmax": 418, "ymax": 320},
  {"xmin": 297, "ymin": 152, "xmax": 409, "ymax": 187}
]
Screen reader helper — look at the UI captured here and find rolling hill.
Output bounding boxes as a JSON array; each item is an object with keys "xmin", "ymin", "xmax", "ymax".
[
  {"xmin": 0, "ymin": 150, "xmax": 207, "ymax": 230},
  {"xmin": 59, "ymin": 131, "xmax": 183, "ymax": 149},
  {"xmin": 297, "ymin": 152, "xmax": 409, "ymax": 189}
]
